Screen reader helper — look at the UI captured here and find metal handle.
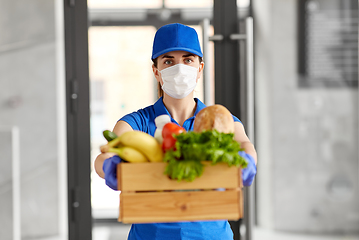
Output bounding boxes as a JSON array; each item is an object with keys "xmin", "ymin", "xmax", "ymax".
[
  {"xmin": 246, "ymin": 17, "xmax": 254, "ymax": 143},
  {"xmin": 243, "ymin": 16, "xmax": 255, "ymax": 240},
  {"xmin": 200, "ymin": 18, "xmax": 253, "ymax": 107},
  {"xmin": 201, "ymin": 18, "xmax": 214, "ymax": 106},
  {"xmin": 209, "ymin": 34, "xmax": 224, "ymax": 41}
]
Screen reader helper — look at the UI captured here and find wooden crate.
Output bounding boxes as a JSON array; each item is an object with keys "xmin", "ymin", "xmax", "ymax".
[{"xmin": 117, "ymin": 161, "xmax": 243, "ymax": 224}]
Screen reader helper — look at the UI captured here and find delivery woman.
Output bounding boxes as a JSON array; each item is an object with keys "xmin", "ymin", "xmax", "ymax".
[{"xmin": 94, "ymin": 23, "xmax": 257, "ymax": 240}]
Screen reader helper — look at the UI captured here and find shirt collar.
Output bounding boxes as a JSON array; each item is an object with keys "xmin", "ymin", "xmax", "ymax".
[
  {"xmin": 153, "ymin": 97, "xmax": 171, "ymax": 117},
  {"xmin": 153, "ymin": 97, "xmax": 207, "ymax": 121},
  {"xmin": 193, "ymin": 98, "xmax": 206, "ymax": 116}
]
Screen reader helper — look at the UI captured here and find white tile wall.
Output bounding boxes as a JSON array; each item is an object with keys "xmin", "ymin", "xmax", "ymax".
[
  {"xmin": 0, "ymin": 0, "xmax": 61, "ymax": 239},
  {"xmin": 0, "ymin": 130, "xmax": 14, "ymax": 240}
]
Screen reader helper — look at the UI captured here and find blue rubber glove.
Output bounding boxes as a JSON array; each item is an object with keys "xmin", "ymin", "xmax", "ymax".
[
  {"xmin": 102, "ymin": 155, "xmax": 122, "ymax": 190},
  {"xmin": 239, "ymin": 151, "xmax": 257, "ymax": 186}
]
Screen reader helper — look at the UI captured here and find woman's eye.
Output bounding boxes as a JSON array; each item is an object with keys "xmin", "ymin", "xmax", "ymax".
[
  {"xmin": 164, "ymin": 60, "xmax": 172, "ymax": 65},
  {"xmin": 185, "ymin": 59, "xmax": 193, "ymax": 64}
]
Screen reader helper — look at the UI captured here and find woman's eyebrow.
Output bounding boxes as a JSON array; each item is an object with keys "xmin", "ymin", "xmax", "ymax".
[
  {"xmin": 183, "ymin": 54, "xmax": 195, "ymax": 58},
  {"xmin": 162, "ymin": 55, "xmax": 174, "ymax": 59}
]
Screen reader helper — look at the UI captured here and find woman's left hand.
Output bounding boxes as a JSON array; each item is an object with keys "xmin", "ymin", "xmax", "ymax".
[{"xmin": 239, "ymin": 151, "xmax": 257, "ymax": 186}]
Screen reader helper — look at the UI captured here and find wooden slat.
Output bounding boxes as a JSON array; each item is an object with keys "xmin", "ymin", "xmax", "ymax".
[
  {"xmin": 120, "ymin": 189, "xmax": 241, "ymax": 224},
  {"xmin": 117, "ymin": 162, "xmax": 240, "ymax": 191},
  {"xmin": 238, "ymin": 187, "xmax": 243, "ymax": 218},
  {"xmin": 118, "ymin": 195, "xmax": 122, "ymax": 222}
]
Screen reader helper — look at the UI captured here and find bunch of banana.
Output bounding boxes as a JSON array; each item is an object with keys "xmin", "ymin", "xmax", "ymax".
[{"xmin": 101, "ymin": 130, "xmax": 163, "ymax": 163}]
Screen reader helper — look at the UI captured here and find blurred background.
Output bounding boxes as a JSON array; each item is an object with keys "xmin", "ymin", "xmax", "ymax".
[{"xmin": 0, "ymin": 0, "xmax": 358, "ymax": 239}]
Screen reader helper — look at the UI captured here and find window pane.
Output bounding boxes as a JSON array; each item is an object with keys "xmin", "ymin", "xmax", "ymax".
[
  {"xmin": 89, "ymin": 26, "xmax": 157, "ymax": 218},
  {"xmin": 88, "ymin": 0, "xmax": 162, "ymax": 9}
]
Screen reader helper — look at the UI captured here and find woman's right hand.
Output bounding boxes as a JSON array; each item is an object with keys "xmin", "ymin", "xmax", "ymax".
[
  {"xmin": 94, "ymin": 120, "xmax": 133, "ymax": 190},
  {"xmin": 102, "ymin": 155, "xmax": 122, "ymax": 190},
  {"xmin": 94, "ymin": 152, "xmax": 115, "ymax": 178}
]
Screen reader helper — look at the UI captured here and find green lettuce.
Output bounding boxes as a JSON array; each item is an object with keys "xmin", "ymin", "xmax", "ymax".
[
  {"xmin": 165, "ymin": 159, "xmax": 204, "ymax": 182},
  {"xmin": 163, "ymin": 130, "xmax": 248, "ymax": 182}
]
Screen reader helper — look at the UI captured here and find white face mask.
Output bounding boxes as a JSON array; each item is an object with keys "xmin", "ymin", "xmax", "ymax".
[{"xmin": 160, "ymin": 64, "xmax": 198, "ymax": 99}]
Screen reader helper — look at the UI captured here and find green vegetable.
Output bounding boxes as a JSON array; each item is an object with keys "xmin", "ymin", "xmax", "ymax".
[
  {"xmin": 163, "ymin": 130, "xmax": 248, "ymax": 182},
  {"xmin": 103, "ymin": 130, "xmax": 118, "ymax": 142},
  {"xmin": 165, "ymin": 159, "xmax": 204, "ymax": 182}
]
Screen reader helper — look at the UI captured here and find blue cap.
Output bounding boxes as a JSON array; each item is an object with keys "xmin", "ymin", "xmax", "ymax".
[{"xmin": 151, "ymin": 23, "xmax": 203, "ymax": 60}]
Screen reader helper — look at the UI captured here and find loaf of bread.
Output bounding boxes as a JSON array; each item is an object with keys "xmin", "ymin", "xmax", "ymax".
[{"xmin": 193, "ymin": 104, "xmax": 234, "ymax": 133}]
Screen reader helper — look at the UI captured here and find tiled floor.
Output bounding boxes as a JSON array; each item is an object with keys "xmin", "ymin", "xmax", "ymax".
[
  {"xmin": 93, "ymin": 222, "xmax": 131, "ymax": 240},
  {"xmin": 92, "ymin": 222, "xmax": 359, "ymax": 240},
  {"xmin": 253, "ymin": 228, "xmax": 359, "ymax": 240}
]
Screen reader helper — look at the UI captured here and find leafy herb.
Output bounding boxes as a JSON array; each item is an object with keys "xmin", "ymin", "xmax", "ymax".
[{"xmin": 163, "ymin": 130, "xmax": 248, "ymax": 181}]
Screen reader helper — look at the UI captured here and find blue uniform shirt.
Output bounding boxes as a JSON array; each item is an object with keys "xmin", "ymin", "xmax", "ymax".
[{"xmin": 119, "ymin": 97, "xmax": 241, "ymax": 240}]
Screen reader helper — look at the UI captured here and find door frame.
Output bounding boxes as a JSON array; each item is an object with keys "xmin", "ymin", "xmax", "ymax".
[{"xmin": 64, "ymin": 0, "xmax": 92, "ymax": 239}]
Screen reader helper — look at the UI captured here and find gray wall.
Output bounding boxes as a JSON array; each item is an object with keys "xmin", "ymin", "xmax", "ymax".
[
  {"xmin": 254, "ymin": 0, "xmax": 359, "ymax": 234},
  {"xmin": 0, "ymin": 0, "xmax": 66, "ymax": 239}
]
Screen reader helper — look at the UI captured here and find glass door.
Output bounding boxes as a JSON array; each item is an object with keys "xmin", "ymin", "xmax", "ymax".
[{"xmin": 87, "ymin": 1, "xmax": 253, "ymax": 240}]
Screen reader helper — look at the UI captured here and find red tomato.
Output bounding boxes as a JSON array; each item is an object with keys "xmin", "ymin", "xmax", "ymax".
[
  {"xmin": 162, "ymin": 123, "xmax": 185, "ymax": 138},
  {"xmin": 161, "ymin": 123, "xmax": 185, "ymax": 151},
  {"xmin": 162, "ymin": 136, "xmax": 177, "ymax": 151}
]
